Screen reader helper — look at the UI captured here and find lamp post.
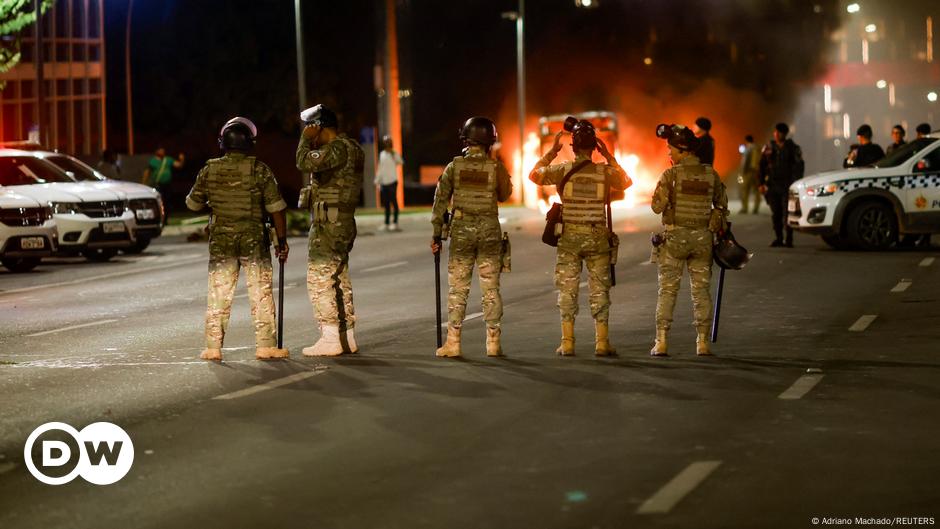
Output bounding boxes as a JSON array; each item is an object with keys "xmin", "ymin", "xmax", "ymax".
[
  {"xmin": 502, "ymin": 1, "xmax": 526, "ymax": 205},
  {"xmin": 294, "ymin": 0, "xmax": 307, "ymax": 111},
  {"xmin": 125, "ymin": 0, "xmax": 135, "ymax": 154}
]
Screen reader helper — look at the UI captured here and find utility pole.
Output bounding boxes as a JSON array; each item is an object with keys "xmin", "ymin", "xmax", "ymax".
[
  {"xmin": 34, "ymin": 0, "xmax": 47, "ymax": 148},
  {"xmin": 383, "ymin": 0, "xmax": 404, "ymax": 209},
  {"xmin": 516, "ymin": 0, "xmax": 526, "ymax": 205},
  {"xmin": 294, "ymin": 0, "xmax": 307, "ymax": 111},
  {"xmin": 125, "ymin": 0, "xmax": 135, "ymax": 154}
]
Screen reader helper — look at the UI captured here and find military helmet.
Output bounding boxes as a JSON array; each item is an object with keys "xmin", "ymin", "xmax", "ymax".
[
  {"xmin": 301, "ymin": 104, "xmax": 339, "ymax": 129},
  {"xmin": 219, "ymin": 116, "xmax": 257, "ymax": 152},
  {"xmin": 656, "ymin": 123, "xmax": 699, "ymax": 152},
  {"xmin": 564, "ymin": 116, "xmax": 598, "ymax": 151},
  {"xmin": 459, "ymin": 117, "xmax": 498, "ymax": 148},
  {"xmin": 713, "ymin": 227, "xmax": 752, "ymax": 270}
]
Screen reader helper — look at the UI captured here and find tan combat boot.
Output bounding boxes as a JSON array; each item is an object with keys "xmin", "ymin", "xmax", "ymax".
[
  {"xmin": 256, "ymin": 347, "xmax": 289, "ymax": 360},
  {"xmin": 436, "ymin": 325, "xmax": 462, "ymax": 358},
  {"xmin": 200, "ymin": 348, "xmax": 223, "ymax": 361},
  {"xmin": 650, "ymin": 329, "xmax": 668, "ymax": 357},
  {"xmin": 594, "ymin": 321, "xmax": 616, "ymax": 357},
  {"xmin": 303, "ymin": 325, "xmax": 344, "ymax": 357},
  {"xmin": 485, "ymin": 326, "xmax": 503, "ymax": 357},
  {"xmin": 344, "ymin": 328, "xmax": 359, "ymax": 354},
  {"xmin": 556, "ymin": 321, "xmax": 575, "ymax": 356},
  {"xmin": 696, "ymin": 328, "xmax": 712, "ymax": 356}
]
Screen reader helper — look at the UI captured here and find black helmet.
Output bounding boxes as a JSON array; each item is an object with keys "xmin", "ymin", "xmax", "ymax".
[
  {"xmin": 656, "ymin": 123, "xmax": 699, "ymax": 152},
  {"xmin": 219, "ymin": 116, "xmax": 257, "ymax": 152},
  {"xmin": 563, "ymin": 116, "xmax": 597, "ymax": 151},
  {"xmin": 713, "ymin": 227, "xmax": 752, "ymax": 270},
  {"xmin": 459, "ymin": 117, "xmax": 498, "ymax": 148},
  {"xmin": 300, "ymin": 104, "xmax": 339, "ymax": 129}
]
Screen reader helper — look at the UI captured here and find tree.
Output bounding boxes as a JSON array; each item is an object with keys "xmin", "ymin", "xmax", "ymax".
[{"xmin": 1, "ymin": 0, "xmax": 53, "ymax": 89}]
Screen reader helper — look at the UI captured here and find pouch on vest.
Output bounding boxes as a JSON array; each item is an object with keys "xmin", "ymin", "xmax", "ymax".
[
  {"xmin": 326, "ymin": 205, "xmax": 339, "ymax": 223},
  {"xmin": 500, "ymin": 232, "xmax": 511, "ymax": 273},
  {"xmin": 298, "ymin": 185, "xmax": 312, "ymax": 210},
  {"xmin": 440, "ymin": 210, "xmax": 452, "ymax": 241},
  {"xmin": 542, "ymin": 160, "xmax": 592, "ymax": 247},
  {"xmin": 608, "ymin": 232, "xmax": 620, "ymax": 265}
]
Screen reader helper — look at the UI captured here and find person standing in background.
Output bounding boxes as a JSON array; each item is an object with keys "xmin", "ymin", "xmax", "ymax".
[
  {"xmin": 97, "ymin": 149, "xmax": 121, "ymax": 180},
  {"xmin": 886, "ymin": 125, "xmax": 906, "ymax": 156},
  {"xmin": 915, "ymin": 123, "xmax": 931, "ymax": 139},
  {"xmin": 843, "ymin": 125, "xmax": 884, "ymax": 168},
  {"xmin": 693, "ymin": 117, "xmax": 715, "ymax": 165},
  {"xmin": 375, "ymin": 135, "xmax": 403, "ymax": 232},
  {"xmin": 738, "ymin": 134, "xmax": 761, "ymax": 214},
  {"xmin": 759, "ymin": 123, "xmax": 803, "ymax": 248},
  {"xmin": 143, "ymin": 146, "xmax": 185, "ymax": 220}
]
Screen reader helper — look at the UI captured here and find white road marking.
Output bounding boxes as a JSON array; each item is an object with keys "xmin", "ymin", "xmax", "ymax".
[
  {"xmin": 778, "ymin": 374, "xmax": 825, "ymax": 400},
  {"xmin": 890, "ymin": 279, "xmax": 912, "ymax": 293},
  {"xmin": 920, "ymin": 257, "xmax": 935, "ymax": 267},
  {"xmin": 26, "ymin": 319, "xmax": 119, "ymax": 337},
  {"xmin": 849, "ymin": 314, "xmax": 878, "ymax": 332},
  {"xmin": 439, "ymin": 312, "xmax": 484, "ymax": 328},
  {"xmin": 0, "ymin": 462, "xmax": 16, "ymax": 475},
  {"xmin": 361, "ymin": 261, "xmax": 408, "ymax": 273},
  {"xmin": 637, "ymin": 461, "xmax": 722, "ymax": 515},
  {"xmin": 0, "ymin": 256, "xmax": 205, "ymax": 296},
  {"xmin": 8, "ymin": 359, "xmax": 254, "ymax": 369},
  {"xmin": 213, "ymin": 368, "xmax": 328, "ymax": 400}
]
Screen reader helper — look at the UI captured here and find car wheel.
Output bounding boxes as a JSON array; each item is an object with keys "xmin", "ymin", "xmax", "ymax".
[
  {"xmin": 1, "ymin": 257, "xmax": 41, "ymax": 273},
  {"xmin": 846, "ymin": 201, "xmax": 897, "ymax": 251},
  {"xmin": 82, "ymin": 248, "xmax": 118, "ymax": 262},
  {"xmin": 821, "ymin": 233, "xmax": 853, "ymax": 250},
  {"xmin": 121, "ymin": 237, "xmax": 151, "ymax": 254}
]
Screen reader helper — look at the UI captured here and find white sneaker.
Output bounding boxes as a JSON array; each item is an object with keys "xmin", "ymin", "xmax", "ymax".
[{"xmin": 391, "ymin": 223, "xmax": 401, "ymax": 232}]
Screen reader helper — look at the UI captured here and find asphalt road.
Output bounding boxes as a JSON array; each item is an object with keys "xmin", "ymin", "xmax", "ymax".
[{"xmin": 0, "ymin": 205, "xmax": 938, "ymax": 529}]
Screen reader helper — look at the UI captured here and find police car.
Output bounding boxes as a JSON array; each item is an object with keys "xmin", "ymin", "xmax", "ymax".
[
  {"xmin": 788, "ymin": 135, "xmax": 940, "ymax": 250},
  {"xmin": 0, "ymin": 189, "xmax": 57, "ymax": 272}
]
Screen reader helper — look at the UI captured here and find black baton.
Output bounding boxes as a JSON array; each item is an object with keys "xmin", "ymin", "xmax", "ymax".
[
  {"xmin": 710, "ymin": 266, "xmax": 726, "ymax": 343},
  {"xmin": 434, "ymin": 240, "xmax": 442, "ymax": 348},
  {"xmin": 278, "ymin": 257, "xmax": 285, "ymax": 349}
]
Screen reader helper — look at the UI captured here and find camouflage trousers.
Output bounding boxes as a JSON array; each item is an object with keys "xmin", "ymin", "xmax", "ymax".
[
  {"xmin": 307, "ymin": 216, "xmax": 356, "ymax": 329},
  {"xmin": 205, "ymin": 255, "xmax": 277, "ymax": 349},
  {"xmin": 447, "ymin": 216, "xmax": 503, "ymax": 328},
  {"xmin": 555, "ymin": 225, "xmax": 612, "ymax": 322},
  {"xmin": 655, "ymin": 226, "xmax": 713, "ymax": 331}
]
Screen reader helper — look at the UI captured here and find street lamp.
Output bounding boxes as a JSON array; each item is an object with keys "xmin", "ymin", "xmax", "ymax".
[
  {"xmin": 501, "ymin": 3, "xmax": 526, "ymax": 205},
  {"xmin": 928, "ymin": 91, "xmax": 938, "ymax": 103},
  {"xmin": 847, "ymin": 3, "xmax": 860, "ymax": 14}
]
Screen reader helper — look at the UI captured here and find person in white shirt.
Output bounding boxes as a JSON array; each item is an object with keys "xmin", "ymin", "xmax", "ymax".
[{"xmin": 376, "ymin": 135, "xmax": 404, "ymax": 231}]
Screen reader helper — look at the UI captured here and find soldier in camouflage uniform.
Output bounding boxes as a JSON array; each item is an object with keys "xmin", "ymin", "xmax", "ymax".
[
  {"xmin": 296, "ymin": 104, "xmax": 365, "ymax": 356},
  {"xmin": 650, "ymin": 124, "xmax": 729, "ymax": 357},
  {"xmin": 431, "ymin": 117, "xmax": 513, "ymax": 358},
  {"xmin": 186, "ymin": 117, "xmax": 290, "ymax": 361},
  {"xmin": 529, "ymin": 119, "xmax": 630, "ymax": 356}
]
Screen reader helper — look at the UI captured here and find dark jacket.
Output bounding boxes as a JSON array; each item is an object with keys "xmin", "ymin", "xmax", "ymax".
[
  {"xmin": 885, "ymin": 141, "xmax": 906, "ymax": 156},
  {"xmin": 759, "ymin": 139, "xmax": 804, "ymax": 191},
  {"xmin": 696, "ymin": 133, "xmax": 715, "ymax": 165},
  {"xmin": 844, "ymin": 143, "xmax": 885, "ymax": 168}
]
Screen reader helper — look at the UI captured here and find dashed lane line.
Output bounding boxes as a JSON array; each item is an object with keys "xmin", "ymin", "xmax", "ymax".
[
  {"xmin": 0, "ymin": 256, "xmax": 206, "ymax": 296},
  {"xmin": 920, "ymin": 257, "xmax": 935, "ymax": 267},
  {"xmin": 361, "ymin": 261, "xmax": 408, "ymax": 273},
  {"xmin": 213, "ymin": 368, "xmax": 328, "ymax": 401},
  {"xmin": 26, "ymin": 319, "xmax": 119, "ymax": 338},
  {"xmin": 637, "ymin": 461, "xmax": 723, "ymax": 515},
  {"xmin": 890, "ymin": 279, "xmax": 912, "ymax": 293},
  {"xmin": 848, "ymin": 314, "xmax": 878, "ymax": 332},
  {"xmin": 778, "ymin": 374, "xmax": 825, "ymax": 400}
]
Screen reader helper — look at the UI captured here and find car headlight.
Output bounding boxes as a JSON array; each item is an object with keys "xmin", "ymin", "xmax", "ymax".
[
  {"xmin": 805, "ymin": 183, "xmax": 839, "ymax": 197},
  {"xmin": 49, "ymin": 201, "xmax": 82, "ymax": 214}
]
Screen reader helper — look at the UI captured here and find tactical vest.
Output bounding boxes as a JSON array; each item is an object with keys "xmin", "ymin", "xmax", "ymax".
[
  {"xmin": 561, "ymin": 163, "xmax": 607, "ymax": 225},
  {"xmin": 451, "ymin": 156, "xmax": 498, "ymax": 216},
  {"xmin": 312, "ymin": 137, "xmax": 364, "ymax": 213},
  {"xmin": 672, "ymin": 164, "xmax": 715, "ymax": 229},
  {"xmin": 206, "ymin": 155, "xmax": 262, "ymax": 225}
]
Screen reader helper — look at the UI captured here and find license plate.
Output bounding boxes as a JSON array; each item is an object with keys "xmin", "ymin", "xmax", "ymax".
[
  {"xmin": 21, "ymin": 237, "xmax": 45, "ymax": 250},
  {"xmin": 102, "ymin": 221, "xmax": 126, "ymax": 234},
  {"xmin": 136, "ymin": 209, "xmax": 156, "ymax": 220},
  {"xmin": 788, "ymin": 198, "xmax": 798, "ymax": 212}
]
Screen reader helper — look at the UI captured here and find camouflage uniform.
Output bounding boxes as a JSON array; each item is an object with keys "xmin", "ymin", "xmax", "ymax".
[
  {"xmin": 651, "ymin": 155, "xmax": 728, "ymax": 333},
  {"xmin": 432, "ymin": 146, "xmax": 513, "ymax": 335},
  {"xmin": 185, "ymin": 153, "xmax": 287, "ymax": 350},
  {"xmin": 531, "ymin": 152, "xmax": 628, "ymax": 323},
  {"xmin": 296, "ymin": 134, "xmax": 364, "ymax": 345}
]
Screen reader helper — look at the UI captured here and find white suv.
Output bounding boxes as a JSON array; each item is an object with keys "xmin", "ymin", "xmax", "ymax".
[
  {"xmin": 0, "ymin": 150, "xmax": 137, "ymax": 261},
  {"xmin": 32, "ymin": 151, "xmax": 164, "ymax": 253},
  {"xmin": 788, "ymin": 136, "xmax": 940, "ymax": 250},
  {"xmin": 0, "ymin": 189, "xmax": 57, "ymax": 272}
]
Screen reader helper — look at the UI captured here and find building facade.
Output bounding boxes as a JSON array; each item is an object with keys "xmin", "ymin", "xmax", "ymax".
[{"xmin": 0, "ymin": 0, "xmax": 106, "ymax": 156}]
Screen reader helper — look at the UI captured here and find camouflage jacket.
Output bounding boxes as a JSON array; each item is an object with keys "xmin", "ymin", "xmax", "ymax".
[
  {"xmin": 431, "ymin": 146, "xmax": 513, "ymax": 238},
  {"xmin": 651, "ymin": 155, "xmax": 728, "ymax": 232},
  {"xmin": 296, "ymin": 134, "xmax": 365, "ymax": 214}
]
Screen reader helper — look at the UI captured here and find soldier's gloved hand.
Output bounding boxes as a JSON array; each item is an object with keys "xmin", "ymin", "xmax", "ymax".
[
  {"xmin": 430, "ymin": 238, "xmax": 442, "ymax": 255},
  {"xmin": 595, "ymin": 138, "xmax": 613, "ymax": 160},
  {"xmin": 302, "ymin": 124, "xmax": 320, "ymax": 140},
  {"xmin": 277, "ymin": 238, "xmax": 290, "ymax": 262},
  {"xmin": 550, "ymin": 131, "xmax": 565, "ymax": 154}
]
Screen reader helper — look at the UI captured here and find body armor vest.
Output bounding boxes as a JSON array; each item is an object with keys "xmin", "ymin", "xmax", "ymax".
[
  {"xmin": 206, "ymin": 156, "xmax": 262, "ymax": 225},
  {"xmin": 452, "ymin": 156, "xmax": 498, "ymax": 215},
  {"xmin": 313, "ymin": 137, "xmax": 364, "ymax": 212},
  {"xmin": 561, "ymin": 163, "xmax": 607, "ymax": 225},
  {"xmin": 672, "ymin": 164, "xmax": 715, "ymax": 229}
]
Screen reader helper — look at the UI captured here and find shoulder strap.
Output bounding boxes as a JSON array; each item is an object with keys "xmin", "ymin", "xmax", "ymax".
[{"xmin": 558, "ymin": 159, "xmax": 592, "ymax": 195}]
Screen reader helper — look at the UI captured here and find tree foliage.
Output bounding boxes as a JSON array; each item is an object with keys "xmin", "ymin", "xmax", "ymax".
[{"xmin": 1, "ymin": 0, "xmax": 53, "ymax": 86}]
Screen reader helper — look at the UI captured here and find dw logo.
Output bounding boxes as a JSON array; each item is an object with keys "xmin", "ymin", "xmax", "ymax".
[{"xmin": 23, "ymin": 422, "xmax": 134, "ymax": 485}]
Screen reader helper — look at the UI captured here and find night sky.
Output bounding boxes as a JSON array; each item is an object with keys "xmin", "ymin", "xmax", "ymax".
[{"xmin": 103, "ymin": 0, "xmax": 845, "ymax": 193}]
